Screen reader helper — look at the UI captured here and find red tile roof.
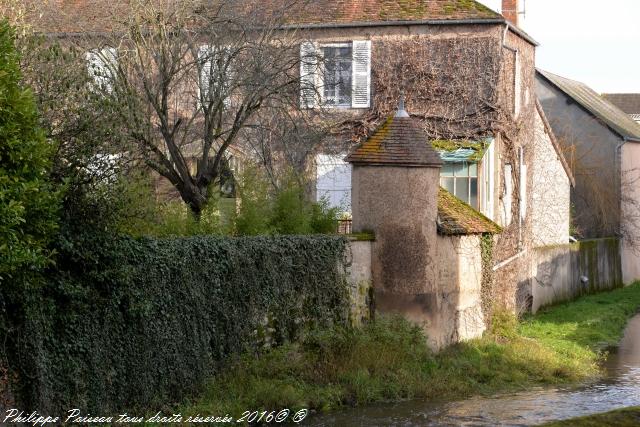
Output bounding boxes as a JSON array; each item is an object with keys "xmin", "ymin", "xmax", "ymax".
[
  {"xmin": 26, "ymin": 0, "xmax": 501, "ymax": 34},
  {"xmin": 345, "ymin": 113, "xmax": 443, "ymax": 167}
]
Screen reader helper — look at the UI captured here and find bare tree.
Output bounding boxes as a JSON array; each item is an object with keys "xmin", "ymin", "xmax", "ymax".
[{"xmin": 75, "ymin": 0, "xmax": 305, "ymax": 216}]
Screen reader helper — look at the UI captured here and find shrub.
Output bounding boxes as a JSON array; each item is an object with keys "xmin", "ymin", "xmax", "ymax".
[
  {"xmin": 0, "ymin": 21, "xmax": 59, "ymax": 284},
  {"xmin": 235, "ymin": 168, "xmax": 339, "ymax": 236}
]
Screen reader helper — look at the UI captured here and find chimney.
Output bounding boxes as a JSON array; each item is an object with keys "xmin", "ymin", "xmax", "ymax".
[{"xmin": 502, "ymin": 0, "xmax": 518, "ymax": 26}]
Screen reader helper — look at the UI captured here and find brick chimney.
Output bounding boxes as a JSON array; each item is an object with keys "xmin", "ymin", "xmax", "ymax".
[{"xmin": 502, "ymin": 0, "xmax": 519, "ymax": 26}]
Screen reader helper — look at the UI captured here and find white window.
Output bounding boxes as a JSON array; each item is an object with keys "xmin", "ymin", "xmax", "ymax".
[
  {"xmin": 86, "ymin": 47, "xmax": 117, "ymax": 93},
  {"xmin": 441, "ymin": 162, "xmax": 478, "ymax": 208},
  {"xmin": 514, "ymin": 51, "xmax": 521, "ymax": 117},
  {"xmin": 198, "ymin": 45, "xmax": 231, "ymax": 108},
  {"xmin": 321, "ymin": 44, "xmax": 353, "ymax": 106},
  {"xmin": 300, "ymin": 40, "xmax": 371, "ymax": 109},
  {"xmin": 481, "ymin": 141, "xmax": 495, "ymax": 220}
]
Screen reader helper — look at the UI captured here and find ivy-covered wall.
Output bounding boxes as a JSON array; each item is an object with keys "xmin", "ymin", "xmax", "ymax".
[{"xmin": 6, "ymin": 234, "xmax": 350, "ymax": 413}]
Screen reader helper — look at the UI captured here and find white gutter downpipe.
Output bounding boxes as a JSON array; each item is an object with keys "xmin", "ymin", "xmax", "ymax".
[{"xmin": 493, "ymin": 249, "xmax": 527, "ymax": 272}]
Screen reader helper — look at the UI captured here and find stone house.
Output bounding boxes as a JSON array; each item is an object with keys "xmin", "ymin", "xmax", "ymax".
[
  {"xmin": 602, "ymin": 94, "xmax": 640, "ymax": 124},
  {"xmin": 536, "ymin": 70, "xmax": 640, "ymax": 284},
  {"xmin": 25, "ymin": 0, "xmax": 579, "ymax": 344},
  {"xmin": 293, "ymin": 0, "xmax": 574, "ymax": 313}
]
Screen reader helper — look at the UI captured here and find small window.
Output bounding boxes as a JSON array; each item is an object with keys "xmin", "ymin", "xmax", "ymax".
[
  {"xmin": 322, "ymin": 44, "xmax": 352, "ymax": 107},
  {"xmin": 440, "ymin": 161, "xmax": 479, "ymax": 208}
]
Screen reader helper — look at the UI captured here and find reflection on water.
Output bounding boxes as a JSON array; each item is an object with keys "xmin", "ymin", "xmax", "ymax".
[{"xmin": 306, "ymin": 314, "xmax": 640, "ymax": 426}]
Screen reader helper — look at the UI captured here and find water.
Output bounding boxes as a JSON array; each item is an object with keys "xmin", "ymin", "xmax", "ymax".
[{"xmin": 305, "ymin": 314, "xmax": 640, "ymax": 426}]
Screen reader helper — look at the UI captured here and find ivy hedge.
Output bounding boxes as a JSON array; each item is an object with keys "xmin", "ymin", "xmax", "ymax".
[{"xmin": 5, "ymin": 233, "xmax": 349, "ymax": 413}]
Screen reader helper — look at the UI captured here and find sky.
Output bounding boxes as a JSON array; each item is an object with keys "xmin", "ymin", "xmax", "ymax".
[{"xmin": 477, "ymin": 0, "xmax": 640, "ymax": 94}]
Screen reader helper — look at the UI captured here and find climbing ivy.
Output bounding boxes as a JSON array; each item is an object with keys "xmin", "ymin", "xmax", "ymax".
[
  {"xmin": 480, "ymin": 233, "xmax": 495, "ymax": 325},
  {"xmin": 6, "ymin": 233, "xmax": 350, "ymax": 413}
]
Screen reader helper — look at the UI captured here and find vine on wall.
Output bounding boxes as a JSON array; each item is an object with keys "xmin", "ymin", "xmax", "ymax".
[{"xmin": 4, "ymin": 233, "xmax": 351, "ymax": 413}]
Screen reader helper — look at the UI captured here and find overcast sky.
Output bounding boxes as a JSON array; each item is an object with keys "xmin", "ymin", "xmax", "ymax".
[{"xmin": 477, "ymin": 0, "xmax": 640, "ymax": 94}]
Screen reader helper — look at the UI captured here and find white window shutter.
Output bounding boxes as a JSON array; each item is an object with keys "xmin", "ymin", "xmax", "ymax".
[
  {"xmin": 86, "ymin": 47, "xmax": 117, "ymax": 93},
  {"xmin": 514, "ymin": 52, "xmax": 521, "ymax": 117},
  {"xmin": 198, "ymin": 45, "xmax": 213, "ymax": 101},
  {"xmin": 198, "ymin": 45, "xmax": 231, "ymax": 108},
  {"xmin": 300, "ymin": 41, "xmax": 317, "ymax": 109},
  {"xmin": 503, "ymin": 164, "xmax": 513, "ymax": 226},
  {"xmin": 519, "ymin": 148, "xmax": 527, "ymax": 221},
  {"xmin": 351, "ymin": 40, "xmax": 371, "ymax": 108}
]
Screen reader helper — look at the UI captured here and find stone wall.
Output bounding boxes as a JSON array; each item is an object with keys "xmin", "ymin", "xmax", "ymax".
[
  {"xmin": 345, "ymin": 239, "xmax": 374, "ymax": 326},
  {"xmin": 435, "ymin": 234, "xmax": 486, "ymax": 348},
  {"xmin": 530, "ymin": 238, "xmax": 623, "ymax": 313}
]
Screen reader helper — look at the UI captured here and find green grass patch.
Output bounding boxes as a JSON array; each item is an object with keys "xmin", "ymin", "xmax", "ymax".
[
  {"xmin": 542, "ymin": 406, "xmax": 640, "ymax": 426},
  {"xmin": 180, "ymin": 283, "xmax": 640, "ymax": 420}
]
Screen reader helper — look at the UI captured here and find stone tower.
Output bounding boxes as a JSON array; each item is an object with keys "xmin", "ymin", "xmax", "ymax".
[{"xmin": 346, "ymin": 99, "xmax": 443, "ymax": 335}]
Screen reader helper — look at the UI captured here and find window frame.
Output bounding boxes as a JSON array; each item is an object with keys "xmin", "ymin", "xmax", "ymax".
[
  {"xmin": 440, "ymin": 161, "xmax": 479, "ymax": 209},
  {"xmin": 319, "ymin": 42, "xmax": 353, "ymax": 108}
]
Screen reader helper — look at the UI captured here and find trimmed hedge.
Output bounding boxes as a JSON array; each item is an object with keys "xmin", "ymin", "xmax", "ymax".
[{"xmin": 8, "ymin": 233, "xmax": 349, "ymax": 413}]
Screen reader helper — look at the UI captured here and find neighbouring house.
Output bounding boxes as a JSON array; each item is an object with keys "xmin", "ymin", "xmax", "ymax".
[
  {"xmin": 536, "ymin": 69, "xmax": 640, "ymax": 284},
  {"xmin": 602, "ymin": 93, "xmax": 640, "ymax": 124}
]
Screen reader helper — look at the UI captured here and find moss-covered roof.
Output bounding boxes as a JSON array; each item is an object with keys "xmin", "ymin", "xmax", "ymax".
[
  {"xmin": 27, "ymin": 0, "xmax": 502, "ymax": 35},
  {"xmin": 437, "ymin": 188, "xmax": 501, "ymax": 235},
  {"xmin": 275, "ymin": 0, "xmax": 501, "ymax": 27},
  {"xmin": 346, "ymin": 115, "xmax": 443, "ymax": 167}
]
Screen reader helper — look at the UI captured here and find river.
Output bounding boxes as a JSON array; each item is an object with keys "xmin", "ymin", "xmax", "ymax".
[{"xmin": 305, "ymin": 314, "xmax": 640, "ymax": 426}]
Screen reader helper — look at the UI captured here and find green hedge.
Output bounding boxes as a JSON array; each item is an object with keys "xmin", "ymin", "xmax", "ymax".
[{"xmin": 7, "ymin": 233, "xmax": 349, "ymax": 413}]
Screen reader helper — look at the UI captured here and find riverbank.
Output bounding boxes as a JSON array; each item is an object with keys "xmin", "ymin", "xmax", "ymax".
[
  {"xmin": 542, "ymin": 406, "xmax": 640, "ymax": 426},
  {"xmin": 182, "ymin": 283, "xmax": 640, "ymax": 419}
]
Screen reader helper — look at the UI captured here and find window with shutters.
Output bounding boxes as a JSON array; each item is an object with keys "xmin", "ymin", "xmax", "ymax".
[{"xmin": 300, "ymin": 40, "xmax": 371, "ymax": 109}]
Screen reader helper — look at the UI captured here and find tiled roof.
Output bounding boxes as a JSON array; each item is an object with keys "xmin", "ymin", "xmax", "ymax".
[
  {"xmin": 21, "ymin": 0, "xmax": 122, "ymax": 34},
  {"xmin": 345, "ymin": 114, "xmax": 443, "ymax": 167},
  {"xmin": 26, "ymin": 0, "xmax": 501, "ymax": 34},
  {"xmin": 275, "ymin": 0, "xmax": 501, "ymax": 26},
  {"xmin": 601, "ymin": 93, "xmax": 640, "ymax": 115},
  {"xmin": 537, "ymin": 70, "xmax": 640, "ymax": 142},
  {"xmin": 437, "ymin": 188, "xmax": 501, "ymax": 235}
]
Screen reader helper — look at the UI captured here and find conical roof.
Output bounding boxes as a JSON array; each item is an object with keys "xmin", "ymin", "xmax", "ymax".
[{"xmin": 345, "ymin": 102, "xmax": 442, "ymax": 167}]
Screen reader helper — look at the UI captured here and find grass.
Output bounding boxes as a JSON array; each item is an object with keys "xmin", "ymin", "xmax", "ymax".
[
  {"xmin": 542, "ymin": 406, "xmax": 640, "ymax": 426},
  {"xmin": 179, "ymin": 283, "xmax": 640, "ymax": 421}
]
